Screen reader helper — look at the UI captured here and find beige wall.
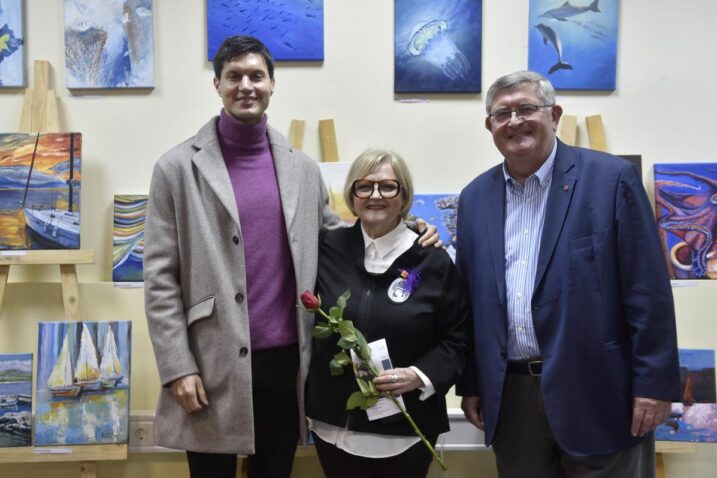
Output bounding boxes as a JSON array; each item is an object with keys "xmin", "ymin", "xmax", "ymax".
[{"xmin": 1, "ymin": 0, "xmax": 716, "ymax": 475}]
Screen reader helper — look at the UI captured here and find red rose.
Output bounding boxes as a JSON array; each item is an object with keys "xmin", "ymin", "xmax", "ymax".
[{"xmin": 300, "ymin": 291, "xmax": 321, "ymax": 311}]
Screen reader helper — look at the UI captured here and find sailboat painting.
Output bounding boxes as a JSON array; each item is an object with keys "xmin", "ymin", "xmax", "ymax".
[
  {"xmin": 0, "ymin": 132, "xmax": 81, "ymax": 250},
  {"xmin": 112, "ymin": 194, "xmax": 147, "ymax": 282},
  {"xmin": 35, "ymin": 321, "xmax": 131, "ymax": 446},
  {"xmin": 0, "ymin": 353, "xmax": 32, "ymax": 447}
]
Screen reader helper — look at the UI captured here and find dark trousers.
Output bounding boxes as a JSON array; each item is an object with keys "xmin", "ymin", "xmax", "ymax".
[
  {"xmin": 313, "ymin": 433, "xmax": 437, "ymax": 478},
  {"xmin": 492, "ymin": 372, "xmax": 656, "ymax": 478},
  {"xmin": 187, "ymin": 343, "xmax": 300, "ymax": 478}
]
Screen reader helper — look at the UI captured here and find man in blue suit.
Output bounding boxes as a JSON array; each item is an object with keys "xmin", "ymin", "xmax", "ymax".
[{"xmin": 456, "ymin": 71, "xmax": 680, "ymax": 477}]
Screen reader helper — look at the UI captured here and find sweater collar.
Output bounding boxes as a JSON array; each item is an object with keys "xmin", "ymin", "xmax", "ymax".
[{"xmin": 218, "ymin": 109, "xmax": 269, "ymax": 145}]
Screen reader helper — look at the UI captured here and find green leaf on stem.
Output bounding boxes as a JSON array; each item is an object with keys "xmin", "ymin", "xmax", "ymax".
[
  {"xmin": 338, "ymin": 320, "xmax": 357, "ymax": 341},
  {"xmin": 329, "ymin": 358, "xmax": 345, "ymax": 376},
  {"xmin": 346, "ymin": 391, "xmax": 366, "ymax": 410},
  {"xmin": 337, "ymin": 289, "xmax": 351, "ymax": 311},
  {"xmin": 311, "ymin": 324, "xmax": 333, "ymax": 339},
  {"xmin": 332, "ymin": 350, "xmax": 351, "ymax": 366},
  {"xmin": 355, "ymin": 329, "xmax": 371, "ymax": 361},
  {"xmin": 364, "ymin": 395, "xmax": 380, "ymax": 409},
  {"xmin": 329, "ymin": 306, "xmax": 342, "ymax": 321}
]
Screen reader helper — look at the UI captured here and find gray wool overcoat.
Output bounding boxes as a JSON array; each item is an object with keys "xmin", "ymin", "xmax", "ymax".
[{"xmin": 144, "ymin": 116, "xmax": 341, "ymax": 454}]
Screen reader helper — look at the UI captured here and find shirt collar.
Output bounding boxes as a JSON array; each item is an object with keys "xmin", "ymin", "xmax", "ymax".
[
  {"xmin": 502, "ymin": 140, "xmax": 558, "ymax": 188},
  {"xmin": 361, "ymin": 221, "xmax": 410, "ymax": 259}
]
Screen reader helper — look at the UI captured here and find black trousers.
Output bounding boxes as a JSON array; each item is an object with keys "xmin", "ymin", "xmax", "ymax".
[
  {"xmin": 186, "ymin": 343, "xmax": 300, "ymax": 478},
  {"xmin": 313, "ymin": 432, "xmax": 438, "ymax": 478}
]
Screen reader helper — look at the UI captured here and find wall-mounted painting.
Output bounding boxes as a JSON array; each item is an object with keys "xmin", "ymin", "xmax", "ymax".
[
  {"xmin": 207, "ymin": 0, "xmax": 324, "ymax": 61},
  {"xmin": 408, "ymin": 194, "xmax": 459, "ymax": 261},
  {"xmin": 656, "ymin": 349, "xmax": 717, "ymax": 443},
  {"xmin": 654, "ymin": 163, "xmax": 717, "ymax": 280},
  {"xmin": 113, "ymin": 194, "xmax": 147, "ymax": 282},
  {"xmin": 64, "ymin": 0, "xmax": 154, "ymax": 89},
  {"xmin": 528, "ymin": 0, "xmax": 618, "ymax": 90},
  {"xmin": 394, "ymin": 0, "xmax": 482, "ymax": 93},
  {"xmin": 0, "ymin": 353, "xmax": 32, "ymax": 447},
  {"xmin": 0, "ymin": 133, "xmax": 81, "ymax": 250},
  {"xmin": 35, "ymin": 321, "xmax": 131, "ymax": 446},
  {"xmin": 0, "ymin": 0, "xmax": 24, "ymax": 88},
  {"xmin": 318, "ymin": 162, "xmax": 355, "ymax": 224}
]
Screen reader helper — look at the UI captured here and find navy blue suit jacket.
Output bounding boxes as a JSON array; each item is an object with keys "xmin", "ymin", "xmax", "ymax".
[{"xmin": 455, "ymin": 141, "xmax": 681, "ymax": 456}]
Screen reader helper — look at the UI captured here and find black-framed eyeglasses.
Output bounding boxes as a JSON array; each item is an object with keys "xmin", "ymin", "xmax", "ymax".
[
  {"xmin": 351, "ymin": 179, "xmax": 401, "ymax": 199},
  {"xmin": 488, "ymin": 104, "xmax": 553, "ymax": 124}
]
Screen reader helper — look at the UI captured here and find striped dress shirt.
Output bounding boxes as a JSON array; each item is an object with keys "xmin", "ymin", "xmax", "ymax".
[{"xmin": 503, "ymin": 142, "xmax": 557, "ymax": 360}]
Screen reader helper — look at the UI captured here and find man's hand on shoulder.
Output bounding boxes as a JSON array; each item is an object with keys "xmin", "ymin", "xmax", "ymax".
[
  {"xmin": 631, "ymin": 396, "xmax": 671, "ymax": 437},
  {"xmin": 415, "ymin": 218, "xmax": 443, "ymax": 248},
  {"xmin": 461, "ymin": 395, "xmax": 485, "ymax": 430},
  {"xmin": 170, "ymin": 373, "xmax": 209, "ymax": 413}
]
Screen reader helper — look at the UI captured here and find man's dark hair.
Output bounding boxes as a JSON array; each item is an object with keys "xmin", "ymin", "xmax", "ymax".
[{"xmin": 213, "ymin": 36, "xmax": 275, "ymax": 79}]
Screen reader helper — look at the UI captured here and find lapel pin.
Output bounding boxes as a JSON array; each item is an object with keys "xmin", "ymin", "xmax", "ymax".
[{"xmin": 562, "ymin": 185, "xmax": 569, "ymax": 192}]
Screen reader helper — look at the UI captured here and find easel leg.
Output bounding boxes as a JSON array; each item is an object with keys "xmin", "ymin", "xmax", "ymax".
[
  {"xmin": 240, "ymin": 457, "xmax": 249, "ymax": 478},
  {"xmin": 0, "ymin": 265, "xmax": 9, "ymax": 311},
  {"xmin": 60, "ymin": 264, "xmax": 81, "ymax": 321},
  {"xmin": 656, "ymin": 452, "xmax": 666, "ymax": 478},
  {"xmin": 80, "ymin": 461, "xmax": 96, "ymax": 478}
]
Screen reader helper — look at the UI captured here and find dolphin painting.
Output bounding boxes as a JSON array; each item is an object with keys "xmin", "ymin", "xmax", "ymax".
[
  {"xmin": 535, "ymin": 23, "xmax": 573, "ymax": 74},
  {"xmin": 540, "ymin": 0, "xmax": 600, "ymax": 22}
]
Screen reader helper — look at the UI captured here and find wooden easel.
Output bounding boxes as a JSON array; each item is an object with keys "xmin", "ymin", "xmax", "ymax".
[
  {"xmin": 0, "ymin": 60, "xmax": 125, "ymax": 477},
  {"xmin": 288, "ymin": 118, "xmax": 340, "ymax": 162},
  {"xmin": 558, "ymin": 113, "xmax": 699, "ymax": 478}
]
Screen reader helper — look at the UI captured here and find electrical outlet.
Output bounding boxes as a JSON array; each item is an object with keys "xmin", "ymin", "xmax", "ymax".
[{"xmin": 129, "ymin": 420, "xmax": 155, "ymax": 449}]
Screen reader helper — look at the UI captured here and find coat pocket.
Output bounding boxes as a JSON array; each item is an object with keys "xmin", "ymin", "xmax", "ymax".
[{"xmin": 186, "ymin": 296, "xmax": 215, "ymax": 327}]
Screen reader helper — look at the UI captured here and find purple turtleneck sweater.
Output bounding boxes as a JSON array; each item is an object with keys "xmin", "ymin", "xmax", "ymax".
[{"xmin": 217, "ymin": 110, "xmax": 298, "ymax": 350}]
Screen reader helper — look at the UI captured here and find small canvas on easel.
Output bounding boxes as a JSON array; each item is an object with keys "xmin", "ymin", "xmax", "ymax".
[
  {"xmin": 0, "ymin": 0, "xmax": 24, "ymax": 88},
  {"xmin": 408, "ymin": 194, "xmax": 459, "ymax": 261},
  {"xmin": 654, "ymin": 163, "xmax": 717, "ymax": 280},
  {"xmin": 318, "ymin": 162, "xmax": 356, "ymax": 224},
  {"xmin": 528, "ymin": 0, "xmax": 619, "ymax": 90},
  {"xmin": 656, "ymin": 349, "xmax": 717, "ymax": 443},
  {"xmin": 113, "ymin": 194, "xmax": 147, "ymax": 282},
  {"xmin": 35, "ymin": 321, "xmax": 131, "ymax": 446},
  {"xmin": 0, "ymin": 353, "xmax": 32, "ymax": 447},
  {"xmin": 0, "ymin": 133, "xmax": 81, "ymax": 250}
]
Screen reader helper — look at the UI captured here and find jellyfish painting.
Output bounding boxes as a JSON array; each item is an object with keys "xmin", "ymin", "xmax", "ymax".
[{"xmin": 395, "ymin": 0, "xmax": 481, "ymax": 93}]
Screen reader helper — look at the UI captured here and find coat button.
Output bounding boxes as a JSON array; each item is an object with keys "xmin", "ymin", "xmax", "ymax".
[
  {"xmin": 239, "ymin": 347, "xmax": 248, "ymax": 357},
  {"xmin": 235, "ymin": 293, "xmax": 244, "ymax": 303},
  {"xmin": 232, "ymin": 236, "xmax": 239, "ymax": 245}
]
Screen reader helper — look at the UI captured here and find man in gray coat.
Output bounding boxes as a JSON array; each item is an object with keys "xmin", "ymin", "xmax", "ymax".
[{"xmin": 145, "ymin": 36, "xmax": 436, "ymax": 478}]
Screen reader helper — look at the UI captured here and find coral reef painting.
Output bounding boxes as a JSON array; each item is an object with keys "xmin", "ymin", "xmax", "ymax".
[
  {"xmin": 528, "ymin": 0, "xmax": 619, "ymax": 90},
  {"xmin": 0, "ymin": 0, "xmax": 24, "ymax": 87},
  {"xmin": 654, "ymin": 163, "xmax": 717, "ymax": 279},
  {"xmin": 35, "ymin": 321, "xmax": 131, "ymax": 445},
  {"xmin": 408, "ymin": 194, "xmax": 459, "ymax": 261},
  {"xmin": 113, "ymin": 194, "xmax": 147, "ymax": 282},
  {"xmin": 64, "ymin": 0, "xmax": 154, "ymax": 88},
  {"xmin": 0, "ymin": 353, "xmax": 32, "ymax": 447},
  {"xmin": 0, "ymin": 133, "xmax": 81, "ymax": 250},
  {"xmin": 395, "ymin": 0, "xmax": 482, "ymax": 93},
  {"xmin": 207, "ymin": 0, "xmax": 323, "ymax": 61}
]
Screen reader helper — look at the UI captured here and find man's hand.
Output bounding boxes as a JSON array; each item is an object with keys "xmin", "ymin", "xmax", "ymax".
[
  {"xmin": 415, "ymin": 218, "xmax": 443, "ymax": 248},
  {"xmin": 170, "ymin": 373, "xmax": 209, "ymax": 413},
  {"xmin": 631, "ymin": 396, "xmax": 671, "ymax": 437},
  {"xmin": 461, "ymin": 395, "xmax": 485, "ymax": 430}
]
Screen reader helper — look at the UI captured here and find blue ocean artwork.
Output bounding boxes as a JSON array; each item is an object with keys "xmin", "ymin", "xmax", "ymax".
[
  {"xmin": 113, "ymin": 195, "xmax": 147, "ymax": 282},
  {"xmin": 528, "ymin": 0, "xmax": 618, "ymax": 90},
  {"xmin": 654, "ymin": 163, "xmax": 717, "ymax": 280},
  {"xmin": 64, "ymin": 0, "xmax": 154, "ymax": 88},
  {"xmin": 0, "ymin": 353, "xmax": 32, "ymax": 447},
  {"xmin": 0, "ymin": 0, "xmax": 24, "ymax": 88},
  {"xmin": 35, "ymin": 321, "xmax": 131, "ymax": 446},
  {"xmin": 408, "ymin": 194, "xmax": 459, "ymax": 261},
  {"xmin": 395, "ymin": 0, "xmax": 482, "ymax": 93},
  {"xmin": 207, "ymin": 0, "xmax": 324, "ymax": 61}
]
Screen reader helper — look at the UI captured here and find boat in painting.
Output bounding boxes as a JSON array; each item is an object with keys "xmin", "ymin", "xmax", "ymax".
[
  {"xmin": 100, "ymin": 326, "xmax": 124, "ymax": 389},
  {"xmin": 47, "ymin": 334, "xmax": 81, "ymax": 398},
  {"xmin": 74, "ymin": 323, "xmax": 101, "ymax": 391},
  {"xmin": 0, "ymin": 395, "xmax": 18, "ymax": 408}
]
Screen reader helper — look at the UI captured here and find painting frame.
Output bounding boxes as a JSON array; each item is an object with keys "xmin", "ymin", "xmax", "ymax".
[
  {"xmin": 0, "ymin": 353, "xmax": 32, "ymax": 448},
  {"xmin": 0, "ymin": 0, "xmax": 25, "ymax": 88}
]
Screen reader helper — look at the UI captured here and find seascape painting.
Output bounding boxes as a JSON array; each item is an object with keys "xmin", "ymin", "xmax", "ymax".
[
  {"xmin": 207, "ymin": 0, "xmax": 324, "ymax": 61},
  {"xmin": 408, "ymin": 194, "xmax": 459, "ymax": 261},
  {"xmin": 318, "ymin": 162, "xmax": 355, "ymax": 224},
  {"xmin": 528, "ymin": 0, "xmax": 618, "ymax": 90},
  {"xmin": 654, "ymin": 163, "xmax": 717, "ymax": 280},
  {"xmin": 113, "ymin": 194, "xmax": 147, "ymax": 282},
  {"xmin": 656, "ymin": 349, "xmax": 717, "ymax": 443},
  {"xmin": 0, "ymin": 0, "xmax": 24, "ymax": 87},
  {"xmin": 394, "ymin": 0, "xmax": 482, "ymax": 93},
  {"xmin": 0, "ymin": 133, "xmax": 81, "ymax": 250},
  {"xmin": 0, "ymin": 353, "xmax": 32, "ymax": 447},
  {"xmin": 64, "ymin": 0, "xmax": 154, "ymax": 88},
  {"xmin": 35, "ymin": 321, "xmax": 131, "ymax": 446}
]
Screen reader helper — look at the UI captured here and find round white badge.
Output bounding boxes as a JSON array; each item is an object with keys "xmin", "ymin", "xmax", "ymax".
[{"xmin": 388, "ymin": 277, "xmax": 410, "ymax": 303}]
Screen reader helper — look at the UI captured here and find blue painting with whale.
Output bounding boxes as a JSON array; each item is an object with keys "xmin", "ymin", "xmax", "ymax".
[{"xmin": 528, "ymin": 0, "xmax": 618, "ymax": 90}]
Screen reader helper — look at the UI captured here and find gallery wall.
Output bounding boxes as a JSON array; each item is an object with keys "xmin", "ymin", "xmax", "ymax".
[{"xmin": 0, "ymin": 0, "xmax": 716, "ymax": 476}]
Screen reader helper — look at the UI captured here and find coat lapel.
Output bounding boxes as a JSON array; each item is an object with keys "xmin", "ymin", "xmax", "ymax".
[
  {"xmin": 533, "ymin": 141, "xmax": 577, "ymax": 292},
  {"xmin": 486, "ymin": 167, "xmax": 507, "ymax": 304},
  {"xmin": 268, "ymin": 125, "xmax": 301, "ymax": 232}
]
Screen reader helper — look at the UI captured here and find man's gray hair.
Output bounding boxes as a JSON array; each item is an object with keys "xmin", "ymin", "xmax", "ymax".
[{"xmin": 485, "ymin": 70, "xmax": 556, "ymax": 114}]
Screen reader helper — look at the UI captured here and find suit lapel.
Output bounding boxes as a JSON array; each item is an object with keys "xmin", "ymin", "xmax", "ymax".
[
  {"xmin": 268, "ymin": 126, "xmax": 300, "ymax": 232},
  {"xmin": 485, "ymin": 167, "xmax": 507, "ymax": 304}
]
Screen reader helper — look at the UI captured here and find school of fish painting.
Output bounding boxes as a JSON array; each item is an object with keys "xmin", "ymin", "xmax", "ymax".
[
  {"xmin": 528, "ymin": 0, "xmax": 619, "ymax": 90},
  {"xmin": 35, "ymin": 321, "xmax": 131, "ymax": 446}
]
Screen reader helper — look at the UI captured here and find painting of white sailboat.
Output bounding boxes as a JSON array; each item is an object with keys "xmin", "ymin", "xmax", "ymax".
[{"xmin": 36, "ymin": 321, "xmax": 131, "ymax": 445}]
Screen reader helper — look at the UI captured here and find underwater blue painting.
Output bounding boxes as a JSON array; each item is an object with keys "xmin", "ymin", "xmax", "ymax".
[
  {"xmin": 654, "ymin": 163, "xmax": 717, "ymax": 280},
  {"xmin": 656, "ymin": 349, "xmax": 717, "ymax": 443},
  {"xmin": 395, "ymin": 0, "xmax": 482, "ymax": 93},
  {"xmin": 64, "ymin": 0, "xmax": 154, "ymax": 88},
  {"xmin": 528, "ymin": 0, "xmax": 618, "ymax": 90},
  {"xmin": 0, "ymin": 0, "xmax": 24, "ymax": 88},
  {"xmin": 207, "ymin": 0, "xmax": 324, "ymax": 61},
  {"xmin": 113, "ymin": 194, "xmax": 147, "ymax": 282},
  {"xmin": 35, "ymin": 321, "xmax": 131, "ymax": 445},
  {"xmin": 0, "ymin": 353, "xmax": 32, "ymax": 447},
  {"xmin": 408, "ymin": 194, "xmax": 459, "ymax": 261}
]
